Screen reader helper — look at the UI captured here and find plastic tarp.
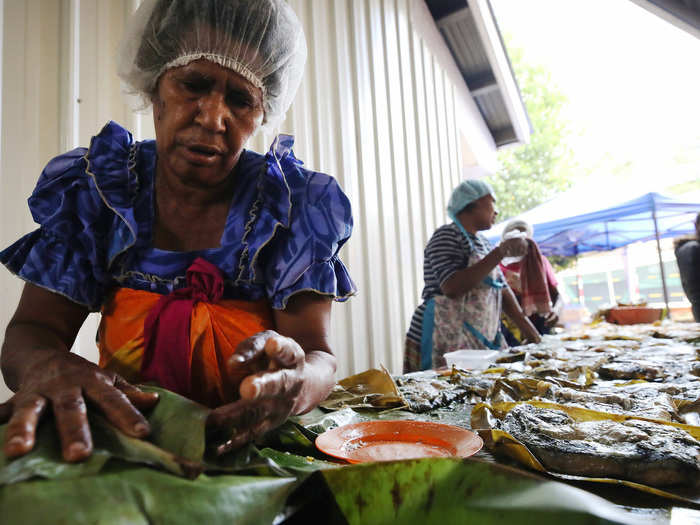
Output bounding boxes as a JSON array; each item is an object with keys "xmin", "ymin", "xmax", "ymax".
[{"xmin": 485, "ymin": 192, "xmax": 700, "ymax": 256}]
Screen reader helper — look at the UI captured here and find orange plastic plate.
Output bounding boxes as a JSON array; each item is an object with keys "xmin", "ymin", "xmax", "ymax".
[{"xmin": 315, "ymin": 420, "xmax": 483, "ymax": 464}]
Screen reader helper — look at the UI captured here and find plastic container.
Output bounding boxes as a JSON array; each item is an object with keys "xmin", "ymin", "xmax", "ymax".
[
  {"xmin": 443, "ymin": 350, "xmax": 498, "ymax": 370},
  {"xmin": 501, "ymin": 230, "xmax": 527, "ymax": 266}
]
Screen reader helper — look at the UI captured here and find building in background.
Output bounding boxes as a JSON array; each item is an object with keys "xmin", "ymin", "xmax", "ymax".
[
  {"xmin": 557, "ymin": 238, "xmax": 692, "ymax": 321},
  {"xmin": 0, "ymin": 0, "xmax": 528, "ymax": 400}
]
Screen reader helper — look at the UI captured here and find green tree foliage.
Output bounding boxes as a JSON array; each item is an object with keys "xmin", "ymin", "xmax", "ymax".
[{"xmin": 487, "ymin": 46, "xmax": 579, "ymax": 221}]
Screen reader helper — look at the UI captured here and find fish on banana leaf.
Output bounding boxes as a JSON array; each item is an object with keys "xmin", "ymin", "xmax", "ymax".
[{"xmin": 497, "ymin": 403, "xmax": 700, "ymax": 487}]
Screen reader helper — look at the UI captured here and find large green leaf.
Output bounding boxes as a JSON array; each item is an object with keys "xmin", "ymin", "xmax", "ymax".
[
  {"xmin": 258, "ymin": 448, "xmax": 339, "ymax": 475},
  {"xmin": 89, "ymin": 412, "xmax": 201, "ymax": 478},
  {"xmin": 0, "ymin": 462, "xmax": 299, "ymax": 525},
  {"xmin": 139, "ymin": 385, "xmax": 210, "ymax": 462},
  {"xmin": 0, "ymin": 387, "xmax": 209, "ymax": 484},
  {"xmin": 0, "ymin": 423, "xmax": 110, "ymax": 484},
  {"xmin": 319, "ymin": 457, "xmax": 646, "ymax": 525},
  {"xmin": 292, "ymin": 407, "xmax": 367, "ymax": 437}
]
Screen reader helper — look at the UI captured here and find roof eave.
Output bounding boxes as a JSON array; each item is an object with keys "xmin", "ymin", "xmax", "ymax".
[
  {"xmin": 627, "ymin": 0, "xmax": 700, "ymax": 39},
  {"xmin": 469, "ymin": 0, "xmax": 531, "ymax": 145},
  {"xmin": 429, "ymin": 0, "xmax": 532, "ymax": 148}
]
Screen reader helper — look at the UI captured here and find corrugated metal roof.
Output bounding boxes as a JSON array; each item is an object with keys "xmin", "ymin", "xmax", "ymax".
[
  {"xmin": 628, "ymin": 0, "xmax": 700, "ymax": 38},
  {"xmin": 425, "ymin": 0, "xmax": 530, "ymax": 147}
]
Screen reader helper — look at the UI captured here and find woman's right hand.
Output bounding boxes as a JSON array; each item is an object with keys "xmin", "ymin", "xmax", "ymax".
[
  {"xmin": 499, "ymin": 237, "xmax": 528, "ymax": 258},
  {"xmin": 0, "ymin": 351, "xmax": 158, "ymax": 462}
]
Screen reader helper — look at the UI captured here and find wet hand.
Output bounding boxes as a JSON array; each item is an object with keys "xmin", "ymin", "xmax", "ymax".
[
  {"xmin": 0, "ymin": 352, "xmax": 158, "ymax": 462},
  {"xmin": 544, "ymin": 311, "xmax": 559, "ymax": 328},
  {"xmin": 207, "ymin": 330, "xmax": 306, "ymax": 455},
  {"xmin": 521, "ymin": 323, "xmax": 543, "ymax": 344}
]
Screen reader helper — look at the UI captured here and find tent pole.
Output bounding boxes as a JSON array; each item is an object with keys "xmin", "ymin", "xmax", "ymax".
[
  {"xmin": 652, "ymin": 208, "xmax": 671, "ymax": 318},
  {"xmin": 575, "ymin": 253, "xmax": 585, "ymax": 308}
]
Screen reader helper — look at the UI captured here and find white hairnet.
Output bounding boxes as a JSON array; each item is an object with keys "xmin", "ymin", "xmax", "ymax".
[
  {"xmin": 503, "ymin": 219, "xmax": 533, "ymax": 239},
  {"xmin": 117, "ymin": 0, "xmax": 307, "ymax": 132}
]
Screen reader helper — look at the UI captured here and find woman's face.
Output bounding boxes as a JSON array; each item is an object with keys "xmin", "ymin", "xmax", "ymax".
[
  {"xmin": 152, "ymin": 59, "xmax": 264, "ymax": 188},
  {"xmin": 471, "ymin": 194, "xmax": 499, "ymax": 230}
]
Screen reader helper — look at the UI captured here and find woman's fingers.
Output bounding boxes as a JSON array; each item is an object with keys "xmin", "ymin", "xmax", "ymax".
[
  {"xmin": 263, "ymin": 335, "xmax": 304, "ymax": 368},
  {"xmin": 209, "ymin": 398, "xmax": 293, "ymax": 455},
  {"xmin": 239, "ymin": 368, "xmax": 303, "ymax": 401},
  {"xmin": 114, "ymin": 376, "xmax": 160, "ymax": 412},
  {"xmin": 0, "ymin": 400, "xmax": 12, "ymax": 423},
  {"xmin": 3, "ymin": 394, "xmax": 46, "ymax": 458},
  {"xmin": 233, "ymin": 330, "xmax": 276, "ymax": 363},
  {"xmin": 208, "ymin": 400, "xmax": 258, "ymax": 454},
  {"xmin": 0, "ymin": 357, "xmax": 157, "ymax": 461},
  {"xmin": 528, "ymin": 329, "xmax": 542, "ymax": 344},
  {"xmin": 216, "ymin": 418, "xmax": 274, "ymax": 455},
  {"xmin": 232, "ymin": 333, "xmax": 305, "ymax": 400},
  {"xmin": 227, "ymin": 331, "xmax": 277, "ymax": 386},
  {"xmin": 50, "ymin": 387, "xmax": 93, "ymax": 462},
  {"xmin": 83, "ymin": 382, "xmax": 151, "ymax": 438}
]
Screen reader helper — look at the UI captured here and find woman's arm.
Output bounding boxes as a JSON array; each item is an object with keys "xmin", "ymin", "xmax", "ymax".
[
  {"xmin": 501, "ymin": 286, "xmax": 541, "ymax": 344},
  {"xmin": 207, "ymin": 292, "xmax": 336, "ymax": 454},
  {"xmin": 2, "ymin": 284, "xmax": 88, "ymax": 390},
  {"xmin": 1, "ymin": 283, "xmax": 158, "ymax": 461},
  {"xmin": 269, "ymin": 292, "xmax": 336, "ymax": 414},
  {"xmin": 441, "ymin": 237, "xmax": 527, "ymax": 298},
  {"xmin": 441, "ymin": 247, "xmax": 503, "ymax": 298}
]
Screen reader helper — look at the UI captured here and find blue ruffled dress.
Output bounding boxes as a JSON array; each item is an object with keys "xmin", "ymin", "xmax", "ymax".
[{"xmin": 0, "ymin": 121, "xmax": 356, "ymax": 310}]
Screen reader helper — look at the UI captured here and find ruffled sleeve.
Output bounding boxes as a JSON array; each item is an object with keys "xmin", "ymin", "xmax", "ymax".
[
  {"xmin": 0, "ymin": 121, "xmax": 139, "ymax": 310},
  {"xmin": 242, "ymin": 135, "xmax": 356, "ymax": 309}
]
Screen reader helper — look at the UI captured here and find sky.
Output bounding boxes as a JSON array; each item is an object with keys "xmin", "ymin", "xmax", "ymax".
[{"xmin": 490, "ymin": 0, "xmax": 700, "ymax": 195}]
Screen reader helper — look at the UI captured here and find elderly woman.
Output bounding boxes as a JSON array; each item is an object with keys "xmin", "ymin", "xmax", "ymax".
[
  {"xmin": 499, "ymin": 219, "xmax": 561, "ymax": 341},
  {"xmin": 0, "ymin": 0, "xmax": 354, "ymax": 462},
  {"xmin": 404, "ymin": 180, "xmax": 540, "ymax": 372}
]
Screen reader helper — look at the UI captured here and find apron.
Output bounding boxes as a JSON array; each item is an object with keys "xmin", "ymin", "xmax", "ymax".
[{"xmin": 420, "ymin": 227, "xmax": 506, "ymax": 370}]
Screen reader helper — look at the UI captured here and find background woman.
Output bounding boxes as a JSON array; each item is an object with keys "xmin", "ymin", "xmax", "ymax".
[
  {"xmin": 0, "ymin": 0, "xmax": 355, "ymax": 461},
  {"xmin": 499, "ymin": 219, "xmax": 561, "ymax": 343},
  {"xmin": 404, "ymin": 180, "xmax": 540, "ymax": 372}
]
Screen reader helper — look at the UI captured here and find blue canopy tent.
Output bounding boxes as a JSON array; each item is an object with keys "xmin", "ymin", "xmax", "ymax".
[{"xmin": 485, "ymin": 192, "xmax": 700, "ymax": 312}]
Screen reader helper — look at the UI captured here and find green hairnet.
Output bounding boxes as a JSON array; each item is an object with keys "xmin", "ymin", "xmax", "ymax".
[{"xmin": 447, "ymin": 180, "xmax": 495, "ymax": 221}]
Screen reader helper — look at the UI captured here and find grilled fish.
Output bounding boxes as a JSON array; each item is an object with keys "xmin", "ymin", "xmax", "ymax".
[{"xmin": 498, "ymin": 403, "xmax": 700, "ymax": 487}]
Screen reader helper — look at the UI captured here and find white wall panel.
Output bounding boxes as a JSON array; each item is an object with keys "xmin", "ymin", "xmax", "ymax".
[
  {"xmin": 383, "ymin": 0, "xmax": 417, "ymax": 354},
  {"xmin": 0, "ymin": 0, "xmax": 496, "ymax": 401},
  {"xmin": 1, "ymin": 0, "xmax": 67, "ymax": 402}
]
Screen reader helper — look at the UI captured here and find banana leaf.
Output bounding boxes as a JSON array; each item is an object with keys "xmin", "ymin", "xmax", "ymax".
[
  {"xmin": 0, "ymin": 387, "xmax": 210, "ymax": 484},
  {"xmin": 0, "ymin": 387, "xmax": 346, "ymax": 524},
  {"xmin": 0, "ymin": 462, "xmax": 299, "ymax": 525},
  {"xmin": 292, "ymin": 407, "xmax": 367, "ymax": 437},
  {"xmin": 480, "ymin": 367, "xmax": 507, "ymax": 375},
  {"xmin": 0, "ymin": 422, "xmax": 111, "ymax": 484},
  {"xmin": 317, "ymin": 457, "xmax": 649, "ymax": 525},
  {"xmin": 139, "ymin": 385, "xmax": 209, "ymax": 461},
  {"xmin": 0, "ymin": 387, "xmax": 333, "ymax": 485},
  {"xmin": 258, "ymin": 448, "xmax": 339, "ymax": 474},
  {"xmin": 471, "ymin": 400, "xmax": 700, "ymax": 506},
  {"xmin": 320, "ymin": 367, "xmax": 406, "ymax": 410}
]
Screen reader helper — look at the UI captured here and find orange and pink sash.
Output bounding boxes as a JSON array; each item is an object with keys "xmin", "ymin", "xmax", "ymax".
[{"xmin": 98, "ymin": 258, "xmax": 273, "ymax": 407}]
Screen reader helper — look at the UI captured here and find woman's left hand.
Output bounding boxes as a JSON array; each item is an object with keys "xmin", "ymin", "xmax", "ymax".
[
  {"xmin": 520, "ymin": 320, "xmax": 542, "ymax": 344},
  {"xmin": 543, "ymin": 311, "xmax": 559, "ymax": 329},
  {"xmin": 206, "ymin": 330, "xmax": 306, "ymax": 455}
]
